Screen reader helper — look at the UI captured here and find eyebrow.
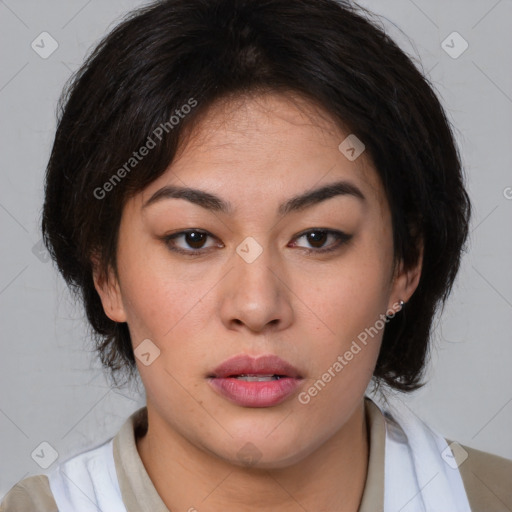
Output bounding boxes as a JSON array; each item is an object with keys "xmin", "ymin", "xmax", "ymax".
[{"xmin": 142, "ymin": 179, "xmax": 366, "ymax": 216}]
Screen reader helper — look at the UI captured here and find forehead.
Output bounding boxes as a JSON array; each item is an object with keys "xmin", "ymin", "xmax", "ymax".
[
  {"xmin": 176, "ymin": 92, "xmax": 356, "ymax": 165},
  {"xmin": 138, "ymin": 91, "xmax": 388, "ymax": 216}
]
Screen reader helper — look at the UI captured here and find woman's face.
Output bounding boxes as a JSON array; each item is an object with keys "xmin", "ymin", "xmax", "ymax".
[{"xmin": 95, "ymin": 92, "xmax": 420, "ymax": 468}]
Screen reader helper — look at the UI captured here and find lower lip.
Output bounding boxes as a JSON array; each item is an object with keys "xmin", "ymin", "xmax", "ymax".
[{"xmin": 208, "ymin": 377, "xmax": 303, "ymax": 407}]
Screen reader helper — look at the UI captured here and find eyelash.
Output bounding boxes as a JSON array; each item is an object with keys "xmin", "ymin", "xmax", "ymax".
[{"xmin": 161, "ymin": 228, "xmax": 352, "ymax": 256}]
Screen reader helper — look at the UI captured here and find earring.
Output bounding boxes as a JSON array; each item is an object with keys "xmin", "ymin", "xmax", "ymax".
[{"xmin": 399, "ymin": 299, "xmax": 405, "ymax": 311}]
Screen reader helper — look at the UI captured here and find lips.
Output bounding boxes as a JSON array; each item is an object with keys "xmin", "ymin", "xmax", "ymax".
[
  {"xmin": 209, "ymin": 354, "xmax": 302, "ymax": 379},
  {"xmin": 208, "ymin": 354, "xmax": 304, "ymax": 407}
]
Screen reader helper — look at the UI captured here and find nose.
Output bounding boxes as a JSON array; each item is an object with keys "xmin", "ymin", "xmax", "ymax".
[{"xmin": 219, "ymin": 243, "xmax": 294, "ymax": 333}]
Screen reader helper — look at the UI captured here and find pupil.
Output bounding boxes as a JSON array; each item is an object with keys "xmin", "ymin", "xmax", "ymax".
[
  {"xmin": 186, "ymin": 231, "xmax": 205, "ymax": 248},
  {"xmin": 308, "ymin": 231, "xmax": 326, "ymax": 248}
]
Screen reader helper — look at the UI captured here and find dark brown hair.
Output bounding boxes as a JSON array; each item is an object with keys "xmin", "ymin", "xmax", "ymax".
[{"xmin": 42, "ymin": 0, "xmax": 471, "ymax": 391}]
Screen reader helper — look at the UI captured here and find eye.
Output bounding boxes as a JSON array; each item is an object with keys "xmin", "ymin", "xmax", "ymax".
[
  {"xmin": 162, "ymin": 228, "xmax": 352, "ymax": 256},
  {"xmin": 163, "ymin": 229, "xmax": 222, "ymax": 255},
  {"xmin": 290, "ymin": 229, "xmax": 352, "ymax": 254}
]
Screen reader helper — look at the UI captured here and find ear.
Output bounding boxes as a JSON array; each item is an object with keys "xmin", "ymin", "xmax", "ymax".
[
  {"xmin": 91, "ymin": 254, "xmax": 127, "ymax": 323},
  {"xmin": 388, "ymin": 241, "xmax": 423, "ymax": 311}
]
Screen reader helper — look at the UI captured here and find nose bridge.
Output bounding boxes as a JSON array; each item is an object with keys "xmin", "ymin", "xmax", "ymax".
[
  {"xmin": 234, "ymin": 236, "xmax": 280, "ymax": 305},
  {"xmin": 219, "ymin": 236, "xmax": 293, "ymax": 331}
]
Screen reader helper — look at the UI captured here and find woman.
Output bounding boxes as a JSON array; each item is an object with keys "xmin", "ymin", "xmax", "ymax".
[{"xmin": 1, "ymin": 0, "xmax": 510, "ymax": 510}]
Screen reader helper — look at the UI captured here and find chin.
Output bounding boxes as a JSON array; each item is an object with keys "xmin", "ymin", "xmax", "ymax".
[{"xmin": 208, "ymin": 429, "xmax": 317, "ymax": 471}]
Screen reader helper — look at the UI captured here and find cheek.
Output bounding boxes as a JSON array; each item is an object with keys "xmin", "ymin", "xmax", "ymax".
[
  {"xmin": 119, "ymin": 264, "xmax": 208, "ymax": 397},
  {"xmin": 300, "ymin": 236, "xmax": 392, "ymax": 373},
  {"xmin": 114, "ymin": 233, "xmax": 191, "ymax": 341},
  {"xmin": 309, "ymin": 251, "xmax": 392, "ymax": 337},
  {"xmin": 297, "ymin": 269, "xmax": 386, "ymax": 418},
  {"xmin": 120, "ymin": 268, "xmax": 197, "ymax": 341}
]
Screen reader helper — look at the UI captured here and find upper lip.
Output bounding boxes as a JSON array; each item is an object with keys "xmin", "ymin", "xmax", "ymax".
[{"xmin": 209, "ymin": 354, "xmax": 302, "ymax": 379}]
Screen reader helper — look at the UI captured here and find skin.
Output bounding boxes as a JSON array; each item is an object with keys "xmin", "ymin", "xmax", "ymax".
[{"xmin": 93, "ymin": 92, "xmax": 422, "ymax": 512}]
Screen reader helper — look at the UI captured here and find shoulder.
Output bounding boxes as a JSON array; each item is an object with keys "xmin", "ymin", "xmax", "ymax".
[
  {"xmin": 447, "ymin": 440, "xmax": 512, "ymax": 512},
  {"xmin": 0, "ymin": 474, "xmax": 58, "ymax": 512}
]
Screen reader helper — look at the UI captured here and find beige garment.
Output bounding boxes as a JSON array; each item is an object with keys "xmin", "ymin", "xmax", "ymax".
[{"xmin": 1, "ymin": 398, "xmax": 511, "ymax": 511}]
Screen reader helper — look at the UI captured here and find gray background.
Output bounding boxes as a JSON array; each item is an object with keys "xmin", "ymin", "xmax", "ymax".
[{"xmin": 1, "ymin": 0, "xmax": 511, "ymax": 496}]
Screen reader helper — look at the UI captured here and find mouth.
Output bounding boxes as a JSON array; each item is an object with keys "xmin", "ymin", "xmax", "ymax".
[
  {"xmin": 207, "ymin": 354, "xmax": 304, "ymax": 407},
  {"xmin": 208, "ymin": 353, "xmax": 302, "ymax": 379},
  {"xmin": 227, "ymin": 374, "xmax": 287, "ymax": 381}
]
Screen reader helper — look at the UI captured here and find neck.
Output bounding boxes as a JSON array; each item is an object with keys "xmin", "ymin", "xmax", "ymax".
[{"xmin": 136, "ymin": 400, "xmax": 369, "ymax": 512}]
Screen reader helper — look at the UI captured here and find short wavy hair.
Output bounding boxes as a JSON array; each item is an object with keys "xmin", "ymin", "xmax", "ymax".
[{"xmin": 42, "ymin": 0, "xmax": 471, "ymax": 391}]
